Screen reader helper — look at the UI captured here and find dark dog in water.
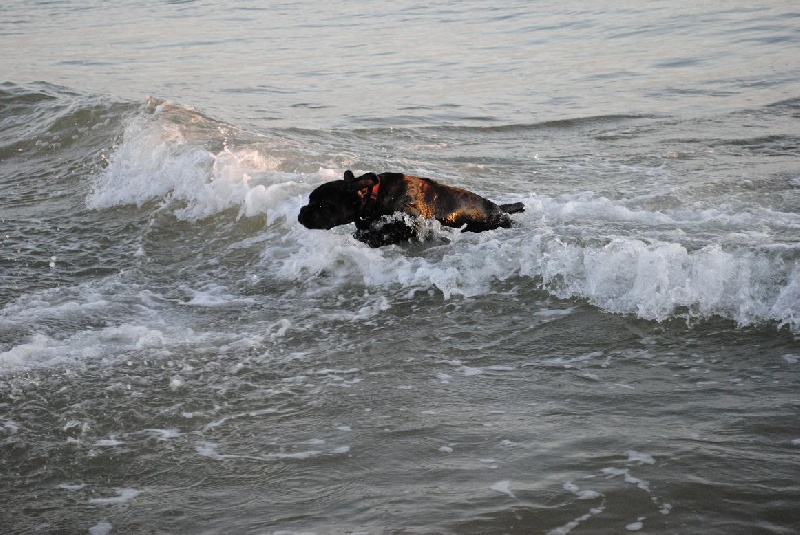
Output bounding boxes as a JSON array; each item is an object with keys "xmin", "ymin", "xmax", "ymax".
[{"xmin": 298, "ymin": 170, "xmax": 525, "ymax": 247}]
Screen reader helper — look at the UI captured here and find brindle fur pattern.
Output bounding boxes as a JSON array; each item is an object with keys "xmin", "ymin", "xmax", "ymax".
[{"xmin": 298, "ymin": 170, "xmax": 524, "ymax": 247}]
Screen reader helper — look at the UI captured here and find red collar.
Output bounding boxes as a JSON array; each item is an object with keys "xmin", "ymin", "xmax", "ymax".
[{"xmin": 369, "ymin": 180, "xmax": 380, "ymax": 203}]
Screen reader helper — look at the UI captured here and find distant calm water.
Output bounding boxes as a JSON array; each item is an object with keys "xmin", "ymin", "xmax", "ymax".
[{"xmin": 2, "ymin": 1, "xmax": 799, "ymax": 533}]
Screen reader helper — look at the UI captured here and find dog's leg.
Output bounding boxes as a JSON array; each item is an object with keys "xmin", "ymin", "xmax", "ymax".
[
  {"xmin": 354, "ymin": 220, "xmax": 417, "ymax": 247},
  {"xmin": 500, "ymin": 202, "xmax": 525, "ymax": 214},
  {"xmin": 462, "ymin": 212, "xmax": 515, "ymax": 232}
]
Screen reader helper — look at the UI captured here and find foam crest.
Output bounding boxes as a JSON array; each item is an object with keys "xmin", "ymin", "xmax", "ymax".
[
  {"xmin": 276, "ymin": 225, "xmax": 510, "ymax": 299},
  {"xmin": 86, "ymin": 102, "xmax": 313, "ymax": 222},
  {"xmin": 276, "ymin": 221, "xmax": 799, "ymax": 330},
  {"xmin": 87, "ymin": 115, "xmax": 204, "ymax": 209}
]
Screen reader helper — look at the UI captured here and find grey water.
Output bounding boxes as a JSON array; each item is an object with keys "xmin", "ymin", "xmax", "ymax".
[{"xmin": 1, "ymin": 1, "xmax": 799, "ymax": 533}]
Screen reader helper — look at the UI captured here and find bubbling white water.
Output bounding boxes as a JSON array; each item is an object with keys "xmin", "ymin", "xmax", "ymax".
[
  {"xmin": 277, "ymin": 222, "xmax": 798, "ymax": 329},
  {"xmin": 86, "ymin": 100, "xmax": 311, "ymax": 224},
  {"xmin": 83, "ymin": 103, "xmax": 800, "ymax": 333}
]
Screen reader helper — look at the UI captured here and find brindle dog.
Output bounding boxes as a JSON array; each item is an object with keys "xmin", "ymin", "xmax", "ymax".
[{"xmin": 298, "ymin": 170, "xmax": 525, "ymax": 247}]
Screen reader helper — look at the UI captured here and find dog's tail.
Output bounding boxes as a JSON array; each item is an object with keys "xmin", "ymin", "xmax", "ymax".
[{"xmin": 500, "ymin": 202, "xmax": 525, "ymax": 214}]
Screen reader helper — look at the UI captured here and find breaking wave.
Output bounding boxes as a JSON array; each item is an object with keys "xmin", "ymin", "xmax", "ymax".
[{"xmin": 83, "ymin": 99, "xmax": 800, "ymax": 332}]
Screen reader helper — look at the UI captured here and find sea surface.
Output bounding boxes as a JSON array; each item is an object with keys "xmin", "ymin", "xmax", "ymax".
[{"xmin": 2, "ymin": 1, "xmax": 799, "ymax": 533}]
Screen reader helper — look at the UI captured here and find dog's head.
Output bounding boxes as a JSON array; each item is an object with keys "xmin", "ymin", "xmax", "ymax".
[{"xmin": 298, "ymin": 170, "xmax": 375, "ymax": 230}]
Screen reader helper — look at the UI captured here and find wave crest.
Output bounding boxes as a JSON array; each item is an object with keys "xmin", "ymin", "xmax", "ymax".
[
  {"xmin": 276, "ymin": 224, "xmax": 799, "ymax": 331},
  {"xmin": 85, "ymin": 99, "xmax": 312, "ymax": 222}
]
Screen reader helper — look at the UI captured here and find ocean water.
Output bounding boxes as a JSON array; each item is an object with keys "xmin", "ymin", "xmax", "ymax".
[{"xmin": 1, "ymin": 1, "xmax": 799, "ymax": 533}]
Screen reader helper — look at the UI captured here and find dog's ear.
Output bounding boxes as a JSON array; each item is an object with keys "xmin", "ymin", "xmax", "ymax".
[{"xmin": 344, "ymin": 170, "xmax": 355, "ymax": 182}]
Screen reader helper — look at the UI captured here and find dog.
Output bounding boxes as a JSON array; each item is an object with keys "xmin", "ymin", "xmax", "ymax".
[{"xmin": 298, "ymin": 170, "xmax": 524, "ymax": 247}]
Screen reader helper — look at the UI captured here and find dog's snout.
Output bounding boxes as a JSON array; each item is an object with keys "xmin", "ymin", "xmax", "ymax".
[{"xmin": 298, "ymin": 204, "xmax": 329, "ymax": 229}]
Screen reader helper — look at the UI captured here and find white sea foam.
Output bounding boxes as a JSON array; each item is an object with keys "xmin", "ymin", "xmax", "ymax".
[
  {"xmin": 490, "ymin": 480, "xmax": 515, "ymax": 498},
  {"xmin": 626, "ymin": 517, "xmax": 645, "ymax": 531},
  {"xmin": 86, "ymin": 102, "xmax": 312, "ymax": 223},
  {"xmin": 179, "ymin": 284, "xmax": 257, "ymax": 308},
  {"xmin": 0, "ymin": 322, "xmax": 183, "ymax": 372},
  {"xmin": 563, "ymin": 481, "xmax": 602, "ymax": 500},
  {"xmin": 460, "ymin": 366, "xmax": 484, "ymax": 377},
  {"xmin": 320, "ymin": 295, "xmax": 391, "ymax": 322},
  {"xmin": 88, "ymin": 488, "xmax": 140, "ymax": 506},
  {"xmin": 88, "ymin": 521, "xmax": 113, "ymax": 535},
  {"xmin": 93, "ymin": 437, "xmax": 125, "ymax": 447},
  {"xmin": 276, "ymin": 217, "xmax": 799, "ymax": 330},
  {"xmin": 0, "ymin": 333, "xmax": 94, "ymax": 371},
  {"xmin": 0, "ymin": 277, "xmax": 189, "ymax": 371},
  {"xmin": 437, "ymin": 373, "xmax": 452, "ymax": 384},
  {"xmin": 602, "ymin": 467, "xmax": 650, "ymax": 492},
  {"xmin": 58, "ymin": 483, "xmax": 86, "ymax": 491},
  {"xmin": 547, "ymin": 505, "xmax": 605, "ymax": 535},
  {"xmin": 196, "ymin": 439, "xmax": 348, "ymax": 462},
  {"xmin": 626, "ymin": 450, "xmax": 655, "ymax": 465},
  {"xmin": 136, "ymin": 428, "xmax": 182, "ymax": 440}
]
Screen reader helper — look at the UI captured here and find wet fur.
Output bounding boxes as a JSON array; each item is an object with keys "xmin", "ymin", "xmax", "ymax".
[{"xmin": 298, "ymin": 170, "xmax": 524, "ymax": 247}]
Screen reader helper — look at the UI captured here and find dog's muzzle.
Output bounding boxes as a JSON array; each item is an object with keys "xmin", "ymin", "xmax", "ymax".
[{"xmin": 298, "ymin": 205, "xmax": 331, "ymax": 229}]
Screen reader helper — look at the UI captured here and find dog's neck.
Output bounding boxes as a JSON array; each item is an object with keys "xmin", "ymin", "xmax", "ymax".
[{"xmin": 358, "ymin": 175, "xmax": 382, "ymax": 213}]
